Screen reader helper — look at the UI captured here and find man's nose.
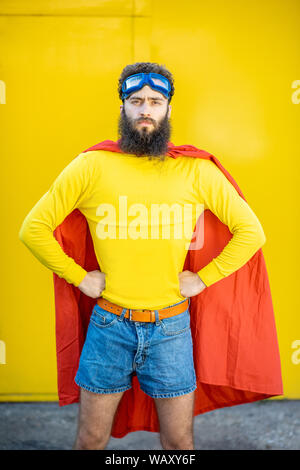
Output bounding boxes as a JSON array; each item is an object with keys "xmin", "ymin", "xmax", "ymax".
[{"xmin": 139, "ymin": 102, "xmax": 152, "ymax": 116}]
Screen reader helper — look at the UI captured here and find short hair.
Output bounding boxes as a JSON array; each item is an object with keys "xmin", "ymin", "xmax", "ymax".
[{"xmin": 118, "ymin": 62, "xmax": 175, "ymax": 103}]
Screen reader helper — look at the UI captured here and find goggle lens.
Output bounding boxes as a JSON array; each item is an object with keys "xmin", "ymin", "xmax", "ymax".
[
  {"xmin": 124, "ymin": 76, "xmax": 143, "ymax": 89},
  {"xmin": 151, "ymin": 77, "xmax": 169, "ymax": 89}
]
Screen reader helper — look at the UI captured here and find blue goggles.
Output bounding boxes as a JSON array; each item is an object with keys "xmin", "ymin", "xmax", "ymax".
[{"xmin": 121, "ymin": 73, "xmax": 171, "ymax": 101}]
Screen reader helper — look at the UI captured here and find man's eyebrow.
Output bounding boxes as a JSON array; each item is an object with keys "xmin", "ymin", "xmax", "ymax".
[{"xmin": 129, "ymin": 96, "xmax": 165, "ymax": 101}]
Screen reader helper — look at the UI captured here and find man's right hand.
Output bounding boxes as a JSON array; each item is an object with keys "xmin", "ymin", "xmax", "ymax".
[{"xmin": 78, "ymin": 270, "xmax": 106, "ymax": 298}]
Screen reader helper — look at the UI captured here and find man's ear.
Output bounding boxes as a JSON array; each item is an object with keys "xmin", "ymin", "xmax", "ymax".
[
  {"xmin": 120, "ymin": 104, "xmax": 123, "ymax": 113},
  {"xmin": 168, "ymin": 105, "xmax": 172, "ymax": 118}
]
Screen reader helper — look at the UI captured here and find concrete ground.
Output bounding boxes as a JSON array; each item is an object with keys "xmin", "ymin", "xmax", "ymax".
[{"xmin": 0, "ymin": 399, "xmax": 299, "ymax": 450}]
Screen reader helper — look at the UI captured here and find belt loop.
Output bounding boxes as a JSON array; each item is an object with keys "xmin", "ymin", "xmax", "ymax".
[
  {"xmin": 188, "ymin": 297, "xmax": 190, "ymax": 308},
  {"xmin": 154, "ymin": 310, "xmax": 160, "ymax": 326},
  {"xmin": 118, "ymin": 308, "xmax": 127, "ymax": 322},
  {"xmin": 129, "ymin": 309, "xmax": 132, "ymax": 321}
]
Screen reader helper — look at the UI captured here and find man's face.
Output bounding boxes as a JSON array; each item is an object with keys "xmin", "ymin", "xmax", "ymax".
[{"xmin": 118, "ymin": 85, "xmax": 172, "ymax": 160}]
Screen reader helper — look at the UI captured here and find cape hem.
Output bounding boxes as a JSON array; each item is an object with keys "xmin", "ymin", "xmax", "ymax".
[
  {"xmin": 196, "ymin": 377, "xmax": 284, "ymax": 396},
  {"xmin": 108, "ymin": 392, "xmax": 283, "ymax": 439}
]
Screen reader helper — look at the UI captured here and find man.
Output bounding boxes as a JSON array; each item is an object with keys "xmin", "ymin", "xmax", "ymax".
[{"xmin": 19, "ymin": 62, "xmax": 282, "ymax": 450}]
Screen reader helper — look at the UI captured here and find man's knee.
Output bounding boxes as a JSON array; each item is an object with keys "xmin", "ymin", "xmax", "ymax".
[
  {"xmin": 160, "ymin": 430, "xmax": 194, "ymax": 450},
  {"xmin": 74, "ymin": 428, "xmax": 111, "ymax": 450}
]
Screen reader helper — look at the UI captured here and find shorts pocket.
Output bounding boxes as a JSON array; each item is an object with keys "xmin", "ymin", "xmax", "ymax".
[
  {"xmin": 90, "ymin": 304, "xmax": 118, "ymax": 329},
  {"xmin": 160, "ymin": 309, "xmax": 191, "ymax": 336}
]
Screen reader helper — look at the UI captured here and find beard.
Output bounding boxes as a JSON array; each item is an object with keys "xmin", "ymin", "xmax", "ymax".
[{"xmin": 117, "ymin": 107, "xmax": 172, "ymax": 161}]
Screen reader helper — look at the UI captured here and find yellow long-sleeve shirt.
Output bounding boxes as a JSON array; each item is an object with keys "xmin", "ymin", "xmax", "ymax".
[{"xmin": 19, "ymin": 150, "xmax": 266, "ymax": 309}]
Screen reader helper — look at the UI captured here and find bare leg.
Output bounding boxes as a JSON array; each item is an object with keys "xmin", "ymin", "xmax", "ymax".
[
  {"xmin": 73, "ymin": 387, "xmax": 125, "ymax": 450},
  {"xmin": 154, "ymin": 391, "xmax": 195, "ymax": 450}
]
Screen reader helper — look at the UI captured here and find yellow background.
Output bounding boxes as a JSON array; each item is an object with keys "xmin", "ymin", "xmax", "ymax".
[{"xmin": 0, "ymin": 0, "xmax": 299, "ymax": 401}]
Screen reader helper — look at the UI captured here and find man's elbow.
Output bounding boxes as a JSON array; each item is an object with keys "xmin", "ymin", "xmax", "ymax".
[{"xmin": 18, "ymin": 219, "xmax": 33, "ymax": 247}]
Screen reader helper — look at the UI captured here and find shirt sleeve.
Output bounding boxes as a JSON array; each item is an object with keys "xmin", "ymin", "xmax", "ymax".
[
  {"xmin": 196, "ymin": 160, "xmax": 266, "ymax": 287},
  {"xmin": 18, "ymin": 152, "xmax": 93, "ymax": 287}
]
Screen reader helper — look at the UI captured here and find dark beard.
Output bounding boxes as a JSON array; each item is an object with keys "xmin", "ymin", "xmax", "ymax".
[{"xmin": 117, "ymin": 107, "xmax": 172, "ymax": 161}]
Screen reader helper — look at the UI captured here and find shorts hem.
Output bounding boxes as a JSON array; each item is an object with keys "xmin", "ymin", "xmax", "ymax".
[
  {"xmin": 140, "ymin": 383, "xmax": 197, "ymax": 399},
  {"xmin": 75, "ymin": 378, "xmax": 132, "ymax": 395}
]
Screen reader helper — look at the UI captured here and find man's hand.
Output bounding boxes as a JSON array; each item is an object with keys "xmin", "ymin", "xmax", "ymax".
[
  {"xmin": 78, "ymin": 270, "xmax": 106, "ymax": 298},
  {"xmin": 178, "ymin": 270, "xmax": 207, "ymax": 297}
]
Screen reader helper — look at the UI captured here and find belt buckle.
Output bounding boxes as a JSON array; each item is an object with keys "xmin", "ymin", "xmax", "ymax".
[
  {"xmin": 131, "ymin": 308, "xmax": 155, "ymax": 322},
  {"xmin": 146, "ymin": 309, "xmax": 156, "ymax": 322}
]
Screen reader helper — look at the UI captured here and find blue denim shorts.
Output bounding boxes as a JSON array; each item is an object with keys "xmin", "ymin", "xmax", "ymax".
[{"xmin": 74, "ymin": 298, "xmax": 197, "ymax": 399}]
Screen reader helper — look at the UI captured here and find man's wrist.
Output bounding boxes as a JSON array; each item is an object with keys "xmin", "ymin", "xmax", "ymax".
[{"xmin": 197, "ymin": 274, "xmax": 207, "ymax": 288}]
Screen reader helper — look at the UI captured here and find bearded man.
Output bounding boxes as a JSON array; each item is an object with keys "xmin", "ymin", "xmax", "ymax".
[{"xmin": 19, "ymin": 62, "xmax": 283, "ymax": 450}]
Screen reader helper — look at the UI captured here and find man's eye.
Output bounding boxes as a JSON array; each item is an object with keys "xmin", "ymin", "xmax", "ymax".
[{"xmin": 131, "ymin": 100, "xmax": 161, "ymax": 105}]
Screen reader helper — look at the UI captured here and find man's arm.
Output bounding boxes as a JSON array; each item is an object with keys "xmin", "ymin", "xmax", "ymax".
[
  {"xmin": 196, "ymin": 160, "xmax": 266, "ymax": 287},
  {"xmin": 19, "ymin": 152, "xmax": 93, "ymax": 287}
]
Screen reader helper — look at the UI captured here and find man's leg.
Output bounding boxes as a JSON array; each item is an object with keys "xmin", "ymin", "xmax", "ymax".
[
  {"xmin": 154, "ymin": 390, "xmax": 195, "ymax": 450},
  {"xmin": 73, "ymin": 387, "xmax": 124, "ymax": 450}
]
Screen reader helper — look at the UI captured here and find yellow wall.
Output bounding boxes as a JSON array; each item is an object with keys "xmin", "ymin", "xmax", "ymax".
[{"xmin": 0, "ymin": 0, "xmax": 299, "ymax": 401}]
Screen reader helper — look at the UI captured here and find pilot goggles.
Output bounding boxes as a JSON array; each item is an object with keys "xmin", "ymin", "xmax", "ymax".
[{"xmin": 121, "ymin": 73, "xmax": 171, "ymax": 101}]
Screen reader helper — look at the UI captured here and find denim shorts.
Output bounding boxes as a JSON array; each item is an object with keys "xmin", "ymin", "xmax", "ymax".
[{"xmin": 74, "ymin": 298, "xmax": 197, "ymax": 399}]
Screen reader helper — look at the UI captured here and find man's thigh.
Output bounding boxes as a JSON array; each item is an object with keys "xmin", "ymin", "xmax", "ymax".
[
  {"xmin": 74, "ymin": 387, "xmax": 125, "ymax": 449},
  {"xmin": 154, "ymin": 390, "xmax": 195, "ymax": 448}
]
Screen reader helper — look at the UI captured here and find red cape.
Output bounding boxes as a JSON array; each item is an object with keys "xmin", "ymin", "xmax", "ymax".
[{"xmin": 53, "ymin": 140, "xmax": 283, "ymax": 438}]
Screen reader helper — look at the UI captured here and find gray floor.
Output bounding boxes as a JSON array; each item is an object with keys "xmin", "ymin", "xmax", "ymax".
[{"xmin": 0, "ymin": 399, "xmax": 299, "ymax": 450}]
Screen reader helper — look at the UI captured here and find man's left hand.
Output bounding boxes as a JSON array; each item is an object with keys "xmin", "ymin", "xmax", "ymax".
[{"xmin": 178, "ymin": 270, "xmax": 207, "ymax": 297}]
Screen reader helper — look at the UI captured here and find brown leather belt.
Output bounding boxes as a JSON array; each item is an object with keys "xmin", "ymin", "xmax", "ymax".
[{"xmin": 96, "ymin": 297, "xmax": 189, "ymax": 322}]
